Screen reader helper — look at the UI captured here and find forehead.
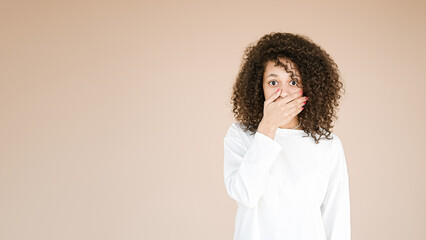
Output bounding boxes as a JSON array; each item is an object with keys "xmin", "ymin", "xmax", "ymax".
[{"xmin": 264, "ymin": 57, "xmax": 300, "ymax": 78}]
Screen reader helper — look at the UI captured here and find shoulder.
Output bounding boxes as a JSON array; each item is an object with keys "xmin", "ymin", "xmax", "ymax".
[
  {"xmin": 317, "ymin": 127, "xmax": 343, "ymax": 146},
  {"xmin": 317, "ymin": 132, "xmax": 345, "ymax": 165},
  {"xmin": 329, "ymin": 132, "xmax": 344, "ymax": 151},
  {"xmin": 224, "ymin": 122, "xmax": 256, "ymax": 150},
  {"xmin": 224, "ymin": 122, "xmax": 239, "ymax": 138},
  {"xmin": 224, "ymin": 122, "xmax": 242, "ymax": 142},
  {"xmin": 225, "ymin": 122, "xmax": 254, "ymax": 138},
  {"xmin": 327, "ymin": 133, "xmax": 347, "ymax": 169}
]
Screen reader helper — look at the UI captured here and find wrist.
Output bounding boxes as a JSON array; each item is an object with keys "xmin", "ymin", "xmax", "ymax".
[
  {"xmin": 259, "ymin": 120, "xmax": 276, "ymax": 132},
  {"xmin": 258, "ymin": 121, "xmax": 277, "ymax": 138}
]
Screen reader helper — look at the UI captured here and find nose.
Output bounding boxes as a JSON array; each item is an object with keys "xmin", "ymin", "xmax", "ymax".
[
  {"xmin": 280, "ymin": 89, "xmax": 291, "ymax": 98},
  {"xmin": 280, "ymin": 92, "xmax": 289, "ymax": 98},
  {"xmin": 280, "ymin": 88, "xmax": 301, "ymax": 98}
]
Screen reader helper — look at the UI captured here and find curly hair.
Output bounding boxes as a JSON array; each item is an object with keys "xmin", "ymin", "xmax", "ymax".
[{"xmin": 230, "ymin": 32, "xmax": 345, "ymax": 144}]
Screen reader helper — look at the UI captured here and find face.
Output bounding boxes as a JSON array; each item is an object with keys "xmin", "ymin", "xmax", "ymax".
[{"xmin": 263, "ymin": 57, "xmax": 303, "ymax": 100}]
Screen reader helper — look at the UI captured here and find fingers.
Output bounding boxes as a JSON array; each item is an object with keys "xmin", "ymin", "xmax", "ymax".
[
  {"xmin": 264, "ymin": 88, "xmax": 282, "ymax": 105},
  {"xmin": 275, "ymin": 103, "xmax": 304, "ymax": 127},
  {"xmin": 278, "ymin": 93, "xmax": 306, "ymax": 110},
  {"xmin": 279, "ymin": 104, "xmax": 304, "ymax": 125},
  {"xmin": 286, "ymin": 94, "xmax": 307, "ymax": 109},
  {"xmin": 278, "ymin": 93, "xmax": 306, "ymax": 120},
  {"xmin": 264, "ymin": 89, "xmax": 306, "ymax": 128}
]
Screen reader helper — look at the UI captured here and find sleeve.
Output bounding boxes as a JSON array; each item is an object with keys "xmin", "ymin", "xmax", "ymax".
[
  {"xmin": 320, "ymin": 136, "xmax": 351, "ymax": 240},
  {"xmin": 223, "ymin": 123, "xmax": 282, "ymax": 209}
]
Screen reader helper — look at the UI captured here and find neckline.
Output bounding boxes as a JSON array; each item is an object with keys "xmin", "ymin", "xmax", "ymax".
[{"xmin": 275, "ymin": 127, "xmax": 307, "ymax": 136}]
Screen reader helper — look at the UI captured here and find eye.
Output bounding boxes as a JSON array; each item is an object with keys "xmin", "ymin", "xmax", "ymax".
[
  {"xmin": 290, "ymin": 80, "xmax": 298, "ymax": 86},
  {"xmin": 268, "ymin": 80, "xmax": 278, "ymax": 86}
]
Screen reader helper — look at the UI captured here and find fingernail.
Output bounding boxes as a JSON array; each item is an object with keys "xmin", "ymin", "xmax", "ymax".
[{"xmin": 276, "ymin": 88, "xmax": 280, "ymax": 93}]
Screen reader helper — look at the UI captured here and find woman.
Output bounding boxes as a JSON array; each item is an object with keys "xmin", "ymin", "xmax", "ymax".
[{"xmin": 223, "ymin": 32, "xmax": 351, "ymax": 240}]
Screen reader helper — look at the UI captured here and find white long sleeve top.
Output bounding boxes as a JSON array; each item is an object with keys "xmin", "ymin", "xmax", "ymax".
[{"xmin": 223, "ymin": 122, "xmax": 351, "ymax": 240}]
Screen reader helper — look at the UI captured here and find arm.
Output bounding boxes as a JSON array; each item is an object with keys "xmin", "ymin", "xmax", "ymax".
[
  {"xmin": 321, "ymin": 136, "xmax": 352, "ymax": 240},
  {"xmin": 223, "ymin": 123, "xmax": 282, "ymax": 209}
]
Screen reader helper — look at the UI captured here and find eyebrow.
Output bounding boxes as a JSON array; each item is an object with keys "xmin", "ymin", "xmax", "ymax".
[
  {"xmin": 266, "ymin": 73, "xmax": 279, "ymax": 78},
  {"xmin": 266, "ymin": 73, "xmax": 300, "ymax": 81}
]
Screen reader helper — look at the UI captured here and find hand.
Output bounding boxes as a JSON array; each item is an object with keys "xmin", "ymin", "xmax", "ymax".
[{"xmin": 260, "ymin": 88, "xmax": 307, "ymax": 131}]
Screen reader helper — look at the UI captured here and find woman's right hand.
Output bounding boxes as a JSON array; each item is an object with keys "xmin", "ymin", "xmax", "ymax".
[{"xmin": 257, "ymin": 88, "xmax": 307, "ymax": 138}]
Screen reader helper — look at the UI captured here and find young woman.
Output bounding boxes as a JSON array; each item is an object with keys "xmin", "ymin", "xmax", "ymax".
[{"xmin": 223, "ymin": 32, "xmax": 351, "ymax": 240}]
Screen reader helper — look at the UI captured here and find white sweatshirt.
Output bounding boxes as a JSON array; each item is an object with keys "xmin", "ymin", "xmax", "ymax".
[{"xmin": 223, "ymin": 122, "xmax": 351, "ymax": 240}]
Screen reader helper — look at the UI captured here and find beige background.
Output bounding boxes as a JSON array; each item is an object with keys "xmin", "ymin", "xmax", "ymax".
[{"xmin": 1, "ymin": 0, "xmax": 425, "ymax": 239}]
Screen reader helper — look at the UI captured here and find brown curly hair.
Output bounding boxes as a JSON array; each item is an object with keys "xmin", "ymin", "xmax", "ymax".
[{"xmin": 230, "ymin": 32, "xmax": 345, "ymax": 144}]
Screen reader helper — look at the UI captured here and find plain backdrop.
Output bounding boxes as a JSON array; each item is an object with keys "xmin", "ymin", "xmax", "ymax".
[{"xmin": 1, "ymin": 0, "xmax": 425, "ymax": 239}]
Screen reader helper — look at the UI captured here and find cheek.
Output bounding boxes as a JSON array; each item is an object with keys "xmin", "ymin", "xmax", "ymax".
[
  {"xmin": 266, "ymin": 90, "xmax": 274, "ymax": 98},
  {"xmin": 263, "ymin": 85, "xmax": 273, "ymax": 95}
]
